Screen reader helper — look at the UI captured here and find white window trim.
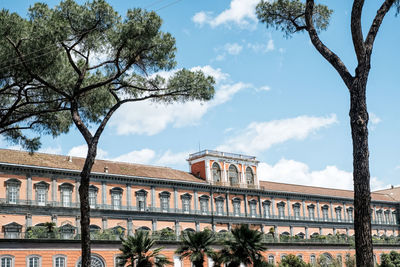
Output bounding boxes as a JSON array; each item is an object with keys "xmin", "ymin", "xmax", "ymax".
[
  {"xmin": 26, "ymin": 255, "xmax": 41, "ymax": 267},
  {"xmin": 1, "ymin": 255, "xmax": 15, "ymax": 267},
  {"xmin": 52, "ymin": 255, "xmax": 67, "ymax": 267}
]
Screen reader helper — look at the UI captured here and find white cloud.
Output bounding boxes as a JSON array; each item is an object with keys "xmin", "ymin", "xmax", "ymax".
[
  {"xmin": 191, "ymin": 65, "xmax": 229, "ymax": 83},
  {"xmin": 192, "ymin": 11, "xmax": 211, "ymax": 25},
  {"xmin": 112, "ymin": 149, "xmax": 156, "ymax": 165},
  {"xmin": 247, "ymin": 40, "xmax": 275, "ymax": 53},
  {"xmin": 155, "ymin": 150, "xmax": 193, "ymax": 166},
  {"xmin": 67, "ymin": 145, "xmax": 108, "ymax": 159},
  {"xmin": 258, "ymin": 158, "xmax": 384, "ymax": 191},
  {"xmin": 110, "ymin": 66, "xmax": 251, "ymax": 136},
  {"xmin": 258, "ymin": 159, "xmax": 353, "ymax": 190},
  {"xmin": 370, "ymin": 113, "xmax": 381, "ymax": 125},
  {"xmin": 256, "ymin": 85, "xmax": 271, "ymax": 92},
  {"xmin": 193, "ymin": 0, "xmax": 259, "ymax": 28},
  {"xmin": 217, "ymin": 114, "xmax": 338, "ymax": 155},
  {"xmin": 225, "ymin": 43, "xmax": 243, "ymax": 55}
]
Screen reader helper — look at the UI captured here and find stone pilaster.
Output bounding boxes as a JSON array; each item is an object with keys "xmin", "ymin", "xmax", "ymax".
[{"xmin": 127, "ymin": 184, "xmax": 132, "ymax": 210}]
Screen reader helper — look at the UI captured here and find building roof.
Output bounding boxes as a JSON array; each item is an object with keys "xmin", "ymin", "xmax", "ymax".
[
  {"xmin": 260, "ymin": 181, "xmax": 395, "ymax": 202},
  {"xmin": 0, "ymin": 149, "xmax": 205, "ymax": 183},
  {"xmin": 374, "ymin": 186, "xmax": 400, "ymax": 201}
]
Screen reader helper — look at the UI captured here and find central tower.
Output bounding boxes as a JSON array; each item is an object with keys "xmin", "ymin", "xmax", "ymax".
[{"xmin": 187, "ymin": 150, "xmax": 259, "ymax": 188}]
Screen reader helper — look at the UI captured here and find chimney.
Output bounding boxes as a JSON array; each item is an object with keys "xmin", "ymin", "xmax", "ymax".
[
  {"xmin": 67, "ymin": 155, "xmax": 72, "ymax": 162},
  {"xmin": 104, "ymin": 166, "xmax": 109, "ymax": 173},
  {"xmin": 391, "ymin": 185, "xmax": 394, "ymax": 189}
]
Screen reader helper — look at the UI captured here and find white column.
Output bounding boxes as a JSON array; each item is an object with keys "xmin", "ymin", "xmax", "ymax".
[
  {"xmin": 75, "ymin": 179, "xmax": 80, "ymax": 204},
  {"xmin": 205, "ymin": 159, "xmax": 211, "ymax": 181},
  {"xmin": 26, "ymin": 175, "xmax": 32, "ymax": 202},
  {"xmin": 222, "ymin": 163, "xmax": 228, "ymax": 184},
  {"xmin": 102, "ymin": 182, "xmax": 107, "ymax": 206},
  {"xmin": 127, "ymin": 184, "xmax": 132, "ymax": 210},
  {"xmin": 52, "ymin": 178, "xmax": 57, "ymax": 204}
]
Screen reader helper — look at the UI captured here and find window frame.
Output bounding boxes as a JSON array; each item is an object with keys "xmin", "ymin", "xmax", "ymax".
[
  {"xmin": 53, "ymin": 255, "xmax": 67, "ymax": 267},
  {"xmin": 212, "ymin": 162, "xmax": 221, "ymax": 183},
  {"xmin": 232, "ymin": 198, "xmax": 241, "ymax": 216},
  {"xmin": 26, "ymin": 255, "xmax": 41, "ymax": 267},
  {"xmin": 263, "ymin": 200, "xmax": 271, "ymax": 218},
  {"xmin": 277, "ymin": 201, "xmax": 286, "ymax": 219},
  {"xmin": 228, "ymin": 165, "xmax": 239, "ymax": 186},
  {"xmin": 180, "ymin": 193, "xmax": 192, "ymax": 214},
  {"xmin": 215, "ymin": 196, "xmax": 224, "ymax": 215},
  {"xmin": 245, "ymin": 166, "xmax": 254, "ymax": 185},
  {"xmin": 199, "ymin": 195, "xmax": 209, "ymax": 215},
  {"xmin": 88, "ymin": 185, "xmax": 99, "ymax": 209},
  {"xmin": 0, "ymin": 255, "xmax": 14, "ymax": 267},
  {"xmin": 110, "ymin": 187, "xmax": 123, "ymax": 210},
  {"xmin": 159, "ymin": 191, "xmax": 171, "ymax": 212},
  {"xmin": 135, "ymin": 189, "xmax": 148, "ymax": 212},
  {"xmin": 5, "ymin": 179, "xmax": 21, "ymax": 204},
  {"xmin": 59, "ymin": 183, "xmax": 74, "ymax": 208}
]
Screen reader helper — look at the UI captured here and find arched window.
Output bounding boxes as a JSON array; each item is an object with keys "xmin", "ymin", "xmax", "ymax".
[
  {"xmin": 53, "ymin": 255, "xmax": 66, "ymax": 267},
  {"xmin": 1, "ymin": 256, "xmax": 13, "ymax": 267},
  {"xmin": 76, "ymin": 255, "xmax": 105, "ymax": 267},
  {"xmin": 27, "ymin": 255, "xmax": 41, "ymax": 267},
  {"xmin": 246, "ymin": 167, "xmax": 254, "ymax": 185},
  {"xmin": 268, "ymin": 255, "xmax": 274, "ymax": 264},
  {"xmin": 229, "ymin": 165, "xmax": 239, "ymax": 185},
  {"xmin": 212, "ymin": 162, "xmax": 221, "ymax": 183}
]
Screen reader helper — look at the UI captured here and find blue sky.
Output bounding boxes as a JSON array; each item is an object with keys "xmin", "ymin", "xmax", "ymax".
[{"xmin": 2, "ymin": 0, "xmax": 400, "ymax": 191}]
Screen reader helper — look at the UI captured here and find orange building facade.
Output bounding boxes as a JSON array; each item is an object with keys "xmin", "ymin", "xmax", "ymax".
[{"xmin": 0, "ymin": 149, "xmax": 399, "ymax": 266}]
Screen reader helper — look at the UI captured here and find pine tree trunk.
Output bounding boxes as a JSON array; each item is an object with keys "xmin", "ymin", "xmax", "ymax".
[
  {"xmin": 80, "ymin": 144, "xmax": 97, "ymax": 267},
  {"xmin": 350, "ymin": 72, "xmax": 374, "ymax": 267}
]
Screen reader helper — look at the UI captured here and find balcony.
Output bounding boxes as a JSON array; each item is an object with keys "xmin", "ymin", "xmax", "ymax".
[
  {"xmin": 0, "ymin": 199, "xmax": 397, "ymax": 226},
  {"xmin": 1, "ymin": 230, "xmax": 399, "ymax": 246}
]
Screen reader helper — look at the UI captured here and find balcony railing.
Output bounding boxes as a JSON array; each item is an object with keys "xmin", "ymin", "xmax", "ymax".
[
  {"xmin": 0, "ymin": 198, "xmax": 397, "ymax": 226},
  {"xmin": 1, "ymin": 231, "xmax": 400, "ymax": 246},
  {"xmin": 189, "ymin": 150, "xmax": 256, "ymax": 160}
]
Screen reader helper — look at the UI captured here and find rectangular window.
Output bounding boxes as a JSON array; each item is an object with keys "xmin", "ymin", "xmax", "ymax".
[
  {"xmin": 264, "ymin": 204, "xmax": 270, "ymax": 218},
  {"xmin": 137, "ymin": 196, "xmax": 145, "ymax": 211},
  {"xmin": 62, "ymin": 190, "xmax": 71, "ymax": 207},
  {"xmin": 8, "ymin": 186, "xmax": 17, "ymax": 204},
  {"xmin": 161, "ymin": 197, "xmax": 169, "ymax": 212},
  {"xmin": 308, "ymin": 208, "xmax": 315, "ymax": 220},
  {"xmin": 250, "ymin": 204, "xmax": 257, "ymax": 217},
  {"xmin": 55, "ymin": 257, "xmax": 65, "ymax": 267},
  {"xmin": 233, "ymin": 202, "xmax": 240, "ymax": 216},
  {"xmin": 1, "ymin": 257, "xmax": 12, "ymax": 267},
  {"xmin": 37, "ymin": 189, "xmax": 46, "ymax": 206},
  {"xmin": 294, "ymin": 207, "xmax": 300, "ymax": 220},
  {"xmin": 29, "ymin": 257, "xmax": 39, "ymax": 267},
  {"xmin": 322, "ymin": 209, "xmax": 329, "ymax": 221},
  {"xmin": 182, "ymin": 199, "xmax": 190, "ymax": 213},
  {"xmin": 216, "ymin": 201, "xmax": 223, "ymax": 215},
  {"xmin": 336, "ymin": 210, "xmax": 342, "ymax": 222},
  {"xmin": 113, "ymin": 194, "xmax": 121, "ymax": 210},
  {"xmin": 200, "ymin": 200, "xmax": 208, "ymax": 214},
  {"xmin": 89, "ymin": 191, "xmax": 96, "ymax": 208},
  {"xmin": 278, "ymin": 206, "xmax": 285, "ymax": 218},
  {"xmin": 347, "ymin": 209, "xmax": 353, "ymax": 221}
]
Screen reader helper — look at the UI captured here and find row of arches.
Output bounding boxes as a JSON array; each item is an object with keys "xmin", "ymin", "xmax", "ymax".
[{"xmin": 212, "ymin": 163, "xmax": 255, "ymax": 185}]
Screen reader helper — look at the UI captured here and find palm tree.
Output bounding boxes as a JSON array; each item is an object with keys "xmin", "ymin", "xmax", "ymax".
[
  {"xmin": 118, "ymin": 230, "xmax": 171, "ymax": 267},
  {"xmin": 222, "ymin": 224, "xmax": 267, "ymax": 267},
  {"xmin": 175, "ymin": 229, "xmax": 215, "ymax": 267}
]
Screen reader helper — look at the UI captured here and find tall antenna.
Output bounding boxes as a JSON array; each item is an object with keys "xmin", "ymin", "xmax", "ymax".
[{"xmin": 198, "ymin": 141, "xmax": 201, "ymax": 152}]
